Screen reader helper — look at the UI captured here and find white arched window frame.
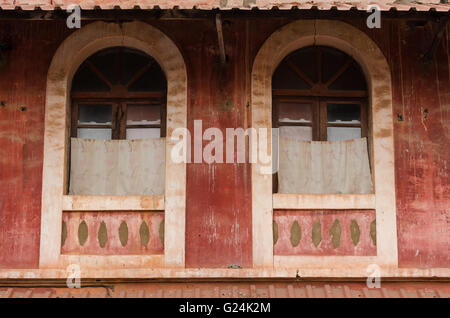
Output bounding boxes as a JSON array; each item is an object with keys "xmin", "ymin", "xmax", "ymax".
[
  {"xmin": 251, "ymin": 20, "xmax": 398, "ymax": 271},
  {"xmin": 40, "ymin": 21, "xmax": 187, "ymax": 269}
]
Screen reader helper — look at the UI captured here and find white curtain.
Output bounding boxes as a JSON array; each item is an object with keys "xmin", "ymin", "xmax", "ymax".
[
  {"xmin": 278, "ymin": 137, "xmax": 373, "ymax": 194},
  {"xmin": 69, "ymin": 138, "xmax": 165, "ymax": 195}
]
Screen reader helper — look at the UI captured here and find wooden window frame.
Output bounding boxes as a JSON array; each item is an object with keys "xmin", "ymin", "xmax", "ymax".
[
  {"xmin": 71, "ymin": 97, "xmax": 167, "ymax": 140},
  {"xmin": 271, "ymin": 46, "xmax": 370, "ymax": 194},
  {"xmin": 272, "ymin": 96, "xmax": 368, "ymax": 141},
  {"xmin": 70, "ymin": 46, "xmax": 168, "ymax": 140},
  {"xmin": 272, "ymin": 96, "xmax": 368, "ymax": 194}
]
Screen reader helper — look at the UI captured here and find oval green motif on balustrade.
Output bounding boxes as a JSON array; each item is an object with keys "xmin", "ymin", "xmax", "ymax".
[
  {"xmin": 98, "ymin": 221, "xmax": 108, "ymax": 248},
  {"xmin": 78, "ymin": 220, "xmax": 88, "ymax": 246},
  {"xmin": 273, "ymin": 221, "xmax": 279, "ymax": 245},
  {"xmin": 329, "ymin": 219, "xmax": 341, "ymax": 249},
  {"xmin": 159, "ymin": 220, "xmax": 165, "ymax": 246},
  {"xmin": 290, "ymin": 221, "xmax": 302, "ymax": 247},
  {"xmin": 119, "ymin": 221, "xmax": 128, "ymax": 247},
  {"xmin": 312, "ymin": 220, "xmax": 322, "ymax": 247},
  {"xmin": 350, "ymin": 219, "xmax": 360, "ymax": 246},
  {"xmin": 370, "ymin": 219, "xmax": 377, "ymax": 246},
  {"xmin": 61, "ymin": 221, "xmax": 67, "ymax": 247},
  {"xmin": 139, "ymin": 221, "xmax": 150, "ymax": 247}
]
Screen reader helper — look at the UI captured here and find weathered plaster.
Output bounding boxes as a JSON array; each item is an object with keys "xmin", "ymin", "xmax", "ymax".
[
  {"xmin": 273, "ymin": 194, "xmax": 376, "ymax": 210},
  {"xmin": 0, "ymin": 267, "xmax": 448, "ymax": 279},
  {"xmin": 62, "ymin": 195, "xmax": 165, "ymax": 211},
  {"xmin": 251, "ymin": 19, "xmax": 398, "ymax": 269},
  {"xmin": 40, "ymin": 21, "xmax": 187, "ymax": 268}
]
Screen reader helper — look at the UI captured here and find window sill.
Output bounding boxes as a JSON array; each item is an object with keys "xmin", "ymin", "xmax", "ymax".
[
  {"xmin": 273, "ymin": 193, "xmax": 375, "ymax": 210},
  {"xmin": 62, "ymin": 195, "xmax": 164, "ymax": 211}
]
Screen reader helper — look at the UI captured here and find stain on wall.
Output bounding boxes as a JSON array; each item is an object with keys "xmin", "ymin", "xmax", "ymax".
[{"xmin": 385, "ymin": 20, "xmax": 450, "ymax": 268}]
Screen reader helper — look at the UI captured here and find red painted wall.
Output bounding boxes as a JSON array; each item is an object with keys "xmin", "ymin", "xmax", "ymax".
[
  {"xmin": 388, "ymin": 21, "xmax": 450, "ymax": 268},
  {"xmin": 0, "ymin": 17, "xmax": 448, "ymax": 269},
  {"xmin": 0, "ymin": 22, "xmax": 70, "ymax": 268}
]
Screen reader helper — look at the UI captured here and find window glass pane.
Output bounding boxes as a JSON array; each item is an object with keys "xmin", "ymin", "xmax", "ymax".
[
  {"xmin": 71, "ymin": 64, "xmax": 110, "ymax": 92},
  {"xmin": 327, "ymin": 104, "xmax": 361, "ymax": 123},
  {"xmin": 287, "ymin": 46, "xmax": 318, "ymax": 83},
  {"xmin": 328, "ymin": 63, "xmax": 367, "ymax": 91},
  {"xmin": 127, "ymin": 105, "xmax": 161, "ymax": 125},
  {"xmin": 280, "ymin": 126, "xmax": 313, "ymax": 140},
  {"xmin": 71, "ymin": 47, "xmax": 167, "ymax": 93},
  {"xmin": 126, "ymin": 128, "xmax": 160, "ymax": 140},
  {"xmin": 78, "ymin": 104, "xmax": 112, "ymax": 125},
  {"xmin": 327, "ymin": 127, "xmax": 361, "ymax": 141},
  {"xmin": 321, "ymin": 46, "xmax": 348, "ymax": 84},
  {"xmin": 88, "ymin": 47, "xmax": 119, "ymax": 85},
  {"xmin": 128, "ymin": 63, "xmax": 167, "ymax": 92},
  {"xmin": 77, "ymin": 128, "xmax": 112, "ymax": 140},
  {"xmin": 271, "ymin": 45, "xmax": 368, "ymax": 92},
  {"xmin": 121, "ymin": 48, "xmax": 153, "ymax": 86},
  {"xmin": 272, "ymin": 63, "xmax": 310, "ymax": 90},
  {"xmin": 278, "ymin": 102, "xmax": 312, "ymax": 123}
]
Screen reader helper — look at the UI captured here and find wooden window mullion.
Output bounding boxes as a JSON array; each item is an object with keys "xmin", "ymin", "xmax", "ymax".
[
  {"xmin": 312, "ymin": 98, "xmax": 320, "ymax": 141},
  {"xmin": 319, "ymin": 99, "xmax": 328, "ymax": 141},
  {"xmin": 111, "ymin": 103, "xmax": 120, "ymax": 140},
  {"xmin": 118, "ymin": 102, "xmax": 127, "ymax": 139},
  {"xmin": 272, "ymin": 99, "xmax": 279, "ymax": 129},
  {"xmin": 161, "ymin": 96, "xmax": 167, "ymax": 138},
  {"xmin": 71, "ymin": 102, "xmax": 78, "ymax": 138}
]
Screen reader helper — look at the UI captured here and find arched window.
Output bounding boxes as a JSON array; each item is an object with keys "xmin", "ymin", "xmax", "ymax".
[
  {"xmin": 251, "ymin": 20, "xmax": 397, "ymax": 269},
  {"xmin": 40, "ymin": 21, "xmax": 188, "ymax": 268},
  {"xmin": 272, "ymin": 46, "xmax": 372, "ymax": 194},
  {"xmin": 272, "ymin": 46, "xmax": 368, "ymax": 142},
  {"xmin": 68, "ymin": 47, "xmax": 168, "ymax": 196},
  {"xmin": 71, "ymin": 47, "xmax": 167, "ymax": 140}
]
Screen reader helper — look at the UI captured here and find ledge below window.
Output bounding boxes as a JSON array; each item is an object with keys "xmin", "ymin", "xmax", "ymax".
[
  {"xmin": 62, "ymin": 195, "xmax": 165, "ymax": 211},
  {"xmin": 273, "ymin": 193, "xmax": 375, "ymax": 210}
]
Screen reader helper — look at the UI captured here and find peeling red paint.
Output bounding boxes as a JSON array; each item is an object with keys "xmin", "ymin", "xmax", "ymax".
[
  {"xmin": 388, "ymin": 21, "xmax": 450, "ymax": 268},
  {"xmin": 0, "ymin": 22, "xmax": 71, "ymax": 268},
  {"xmin": 172, "ymin": 19, "xmax": 254, "ymax": 268}
]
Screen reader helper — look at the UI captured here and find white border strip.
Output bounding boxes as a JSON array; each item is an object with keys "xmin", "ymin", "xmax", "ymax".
[
  {"xmin": 273, "ymin": 194, "xmax": 376, "ymax": 210},
  {"xmin": 62, "ymin": 195, "xmax": 165, "ymax": 211}
]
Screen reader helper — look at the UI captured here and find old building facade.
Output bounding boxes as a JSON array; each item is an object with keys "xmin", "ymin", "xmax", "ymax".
[{"xmin": 0, "ymin": 1, "xmax": 448, "ymax": 294}]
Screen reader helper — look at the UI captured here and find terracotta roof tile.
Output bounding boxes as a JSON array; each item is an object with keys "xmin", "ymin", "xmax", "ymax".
[
  {"xmin": 1, "ymin": 281, "xmax": 449, "ymax": 298},
  {"xmin": 0, "ymin": 1, "xmax": 449, "ymax": 12}
]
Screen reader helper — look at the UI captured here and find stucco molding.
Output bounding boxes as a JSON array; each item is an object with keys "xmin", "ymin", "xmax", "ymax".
[
  {"xmin": 40, "ymin": 21, "xmax": 187, "ymax": 268},
  {"xmin": 1, "ymin": 267, "xmax": 448, "ymax": 279},
  {"xmin": 251, "ymin": 19, "xmax": 398, "ymax": 269}
]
